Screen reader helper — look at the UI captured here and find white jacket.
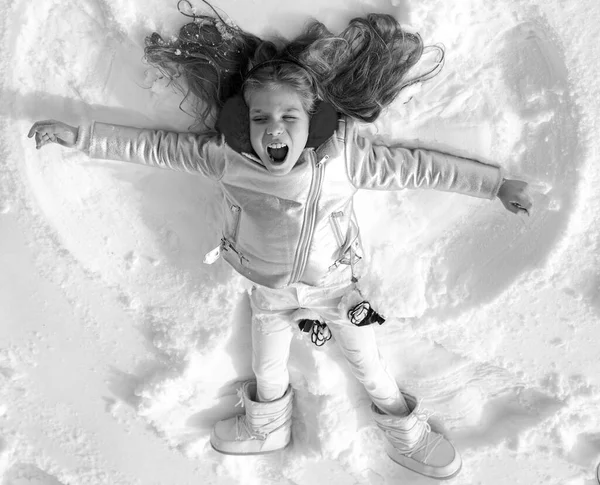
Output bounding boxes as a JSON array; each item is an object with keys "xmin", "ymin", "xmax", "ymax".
[{"xmin": 77, "ymin": 117, "xmax": 503, "ymax": 289}]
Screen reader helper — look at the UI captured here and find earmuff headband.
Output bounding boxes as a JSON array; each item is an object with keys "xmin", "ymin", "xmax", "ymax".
[{"xmin": 216, "ymin": 59, "xmax": 338, "ymax": 155}]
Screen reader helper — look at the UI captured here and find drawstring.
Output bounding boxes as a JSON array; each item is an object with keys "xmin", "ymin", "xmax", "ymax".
[{"xmin": 235, "ymin": 387, "xmax": 245, "ymax": 408}]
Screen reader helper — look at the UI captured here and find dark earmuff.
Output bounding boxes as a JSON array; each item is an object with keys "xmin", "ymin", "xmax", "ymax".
[
  {"xmin": 307, "ymin": 101, "xmax": 339, "ymax": 148},
  {"xmin": 215, "ymin": 95, "xmax": 252, "ymax": 154},
  {"xmin": 216, "ymin": 94, "xmax": 338, "ymax": 155}
]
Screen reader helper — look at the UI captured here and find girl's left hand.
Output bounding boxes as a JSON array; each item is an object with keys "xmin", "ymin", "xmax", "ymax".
[
  {"xmin": 497, "ymin": 179, "xmax": 533, "ymax": 215},
  {"xmin": 28, "ymin": 120, "xmax": 78, "ymax": 150}
]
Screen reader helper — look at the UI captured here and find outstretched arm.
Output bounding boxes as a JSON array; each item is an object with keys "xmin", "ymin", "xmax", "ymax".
[
  {"xmin": 344, "ymin": 120, "xmax": 532, "ymax": 214},
  {"xmin": 28, "ymin": 120, "xmax": 228, "ymax": 180}
]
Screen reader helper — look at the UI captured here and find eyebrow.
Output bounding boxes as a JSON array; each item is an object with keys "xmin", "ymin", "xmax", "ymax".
[{"xmin": 250, "ymin": 107, "xmax": 301, "ymax": 114}]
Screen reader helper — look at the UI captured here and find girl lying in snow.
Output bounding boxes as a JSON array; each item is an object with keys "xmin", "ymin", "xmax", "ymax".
[{"xmin": 28, "ymin": 0, "xmax": 532, "ymax": 479}]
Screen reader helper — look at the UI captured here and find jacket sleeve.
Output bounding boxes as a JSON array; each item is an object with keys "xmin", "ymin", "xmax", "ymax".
[
  {"xmin": 344, "ymin": 119, "xmax": 503, "ymax": 199},
  {"xmin": 76, "ymin": 122, "xmax": 228, "ymax": 181}
]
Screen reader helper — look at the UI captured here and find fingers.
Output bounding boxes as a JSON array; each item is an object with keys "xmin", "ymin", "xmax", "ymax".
[
  {"xmin": 34, "ymin": 131, "xmax": 57, "ymax": 150},
  {"xmin": 29, "ymin": 120, "xmax": 74, "ymax": 149},
  {"xmin": 508, "ymin": 193, "xmax": 533, "ymax": 216},
  {"xmin": 29, "ymin": 121, "xmax": 55, "ymax": 149},
  {"xmin": 28, "ymin": 120, "xmax": 58, "ymax": 138},
  {"xmin": 517, "ymin": 189, "xmax": 534, "ymax": 214},
  {"xmin": 34, "ymin": 132, "xmax": 43, "ymax": 149},
  {"xmin": 510, "ymin": 201, "xmax": 530, "ymax": 216}
]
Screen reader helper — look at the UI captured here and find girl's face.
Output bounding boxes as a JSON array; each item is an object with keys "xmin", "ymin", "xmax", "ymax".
[{"xmin": 247, "ymin": 85, "xmax": 310, "ymax": 176}]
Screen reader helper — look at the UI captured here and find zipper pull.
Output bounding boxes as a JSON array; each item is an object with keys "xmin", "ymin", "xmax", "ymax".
[
  {"xmin": 203, "ymin": 242, "xmax": 223, "ymax": 264},
  {"xmin": 316, "ymin": 154, "xmax": 329, "ymax": 167},
  {"xmin": 219, "ymin": 237, "xmax": 249, "ymax": 266}
]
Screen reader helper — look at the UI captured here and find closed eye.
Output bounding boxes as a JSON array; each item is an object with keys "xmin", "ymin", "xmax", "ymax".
[{"xmin": 252, "ymin": 116, "xmax": 297, "ymax": 122}]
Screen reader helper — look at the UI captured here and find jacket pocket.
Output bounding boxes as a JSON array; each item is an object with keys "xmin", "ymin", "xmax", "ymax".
[
  {"xmin": 222, "ymin": 202, "xmax": 247, "ymax": 265},
  {"xmin": 329, "ymin": 211, "xmax": 362, "ymax": 266}
]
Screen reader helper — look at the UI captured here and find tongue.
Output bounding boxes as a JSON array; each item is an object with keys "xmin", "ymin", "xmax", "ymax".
[{"xmin": 269, "ymin": 147, "xmax": 288, "ymax": 161}]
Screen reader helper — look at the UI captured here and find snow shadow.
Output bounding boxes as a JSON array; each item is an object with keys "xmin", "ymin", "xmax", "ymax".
[
  {"xmin": 184, "ymin": 293, "xmax": 254, "ymax": 430},
  {"xmin": 452, "ymin": 387, "xmax": 564, "ymax": 450},
  {"xmin": 7, "ymin": 88, "xmax": 157, "ymax": 130},
  {"xmin": 10, "ymin": 85, "xmax": 233, "ymax": 282},
  {"xmin": 421, "ymin": 20, "xmax": 580, "ymax": 319},
  {"xmin": 2, "ymin": 463, "xmax": 66, "ymax": 485},
  {"xmin": 569, "ymin": 433, "xmax": 600, "ymax": 469}
]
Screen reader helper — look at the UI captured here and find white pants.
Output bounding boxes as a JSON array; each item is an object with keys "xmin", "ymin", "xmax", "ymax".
[{"xmin": 249, "ymin": 278, "xmax": 408, "ymax": 416}]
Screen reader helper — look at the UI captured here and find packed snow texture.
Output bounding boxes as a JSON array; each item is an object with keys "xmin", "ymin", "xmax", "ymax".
[{"xmin": 1, "ymin": 0, "xmax": 600, "ymax": 484}]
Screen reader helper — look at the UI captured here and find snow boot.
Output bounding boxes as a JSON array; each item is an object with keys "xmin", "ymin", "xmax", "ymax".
[
  {"xmin": 210, "ymin": 380, "xmax": 293, "ymax": 455},
  {"xmin": 372, "ymin": 394, "xmax": 462, "ymax": 480}
]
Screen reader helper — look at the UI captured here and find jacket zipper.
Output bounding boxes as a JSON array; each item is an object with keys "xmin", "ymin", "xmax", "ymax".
[
  {"xmin": 329, "ymin": 212, "xmax": 364, "ymax": 270},
  {"xmin": 204, "ymin": 204, "xmax": 242, "ymax": 265},
  {"xmin": 221, "ymin": 237, "xmax": 248, "ymax": 265},
  {"xmin": 229, "ymin": 204, "xmax": 242, "ymax": 241},
  {"xmin": 289, "ymin": 153, "xmax": 329, "ymax": 284},
  {"xmin": 330, "ymin": 211, "xmax": 345, "ymax": 246},
  {"xmin": 222, "ymin": 204, "xmax": 248, "ymax": 265},
  {"xmin": 329, "ymin": 211, "xmax": 346, "ymax": 269}
]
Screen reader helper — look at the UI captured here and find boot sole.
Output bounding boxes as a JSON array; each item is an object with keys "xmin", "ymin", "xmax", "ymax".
[
  {"xmin": 210, "ymin": 441, "xmax": 291, "ymax": 456},
  {"xmin": 388, "ymin": 454, "xmax": 463, "ymax": 481},
  {"xmin": 213, "ymin": 442, "xmax": 461, "ymax": 479}
]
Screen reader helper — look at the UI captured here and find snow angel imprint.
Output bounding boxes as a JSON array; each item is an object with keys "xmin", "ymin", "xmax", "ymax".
[{"xmin": 28, "ymin": 0, "xmax": 533, "ymax": 479}]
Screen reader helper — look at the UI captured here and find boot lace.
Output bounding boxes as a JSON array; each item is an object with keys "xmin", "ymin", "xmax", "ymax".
[
  {"xmin": 235, "ymin": 387, "xmax": 245, "ymax": 408},
  {"xmin": 232, "ymin": 385, "xmax": 291, "ymax": 441},
  {"xmin": 235, "ymin": 414, "xmax": 260, "ymax": 440},
  {"xmin": 233, "ymin": 387, "xmax": 262, "ymax": 440},
  {"xmin": 380, "ymin": 402, "xmax": 443, "ymax": 463},
  {"xmin": 405, "ymin": 426, "xmax": 443, "ymax": 462}
]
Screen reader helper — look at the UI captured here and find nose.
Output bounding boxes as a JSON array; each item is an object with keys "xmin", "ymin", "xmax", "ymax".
[{"xmin": 266, "ymin": 122, "xmax": 284, "ymax": 136}]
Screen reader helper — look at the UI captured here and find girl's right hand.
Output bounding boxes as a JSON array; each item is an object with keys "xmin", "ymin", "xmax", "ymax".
[{"xmin": 28, "ymin": 120, "xmax": 78, "ymax": 150}]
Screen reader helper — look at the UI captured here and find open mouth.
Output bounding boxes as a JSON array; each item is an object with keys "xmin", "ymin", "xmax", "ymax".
[{"xmin": 266, "ymin": 143, "xmax": 289, "ymax": 163}]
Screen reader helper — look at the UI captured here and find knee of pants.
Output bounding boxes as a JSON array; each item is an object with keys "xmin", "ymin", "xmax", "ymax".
[
  {"xmin": 344, "ymin": 349, "xmax": 390, "ymax": 385},
  {"xmin": 346, "ymin": 354, "xmax": 398, "ymax": 402}
]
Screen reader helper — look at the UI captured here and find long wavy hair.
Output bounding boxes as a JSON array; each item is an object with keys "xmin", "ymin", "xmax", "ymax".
[{"xmin": 145, "ymin": 0, "xmax": 444, "ymax": 128}]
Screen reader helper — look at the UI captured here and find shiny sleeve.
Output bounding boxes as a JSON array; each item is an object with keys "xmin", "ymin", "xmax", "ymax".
[
  {"xmin": 344, "ymin": 120, "xmax": 503, "ymax": 199},
  {"xmin": 76, "ymin": 122, "xmax": 228, "ymax": 181}
]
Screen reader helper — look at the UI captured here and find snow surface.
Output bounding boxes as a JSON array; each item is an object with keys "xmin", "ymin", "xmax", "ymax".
[{"xmin": 1, "ymin": 0, "xmax": 600, "ymax": 483}]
